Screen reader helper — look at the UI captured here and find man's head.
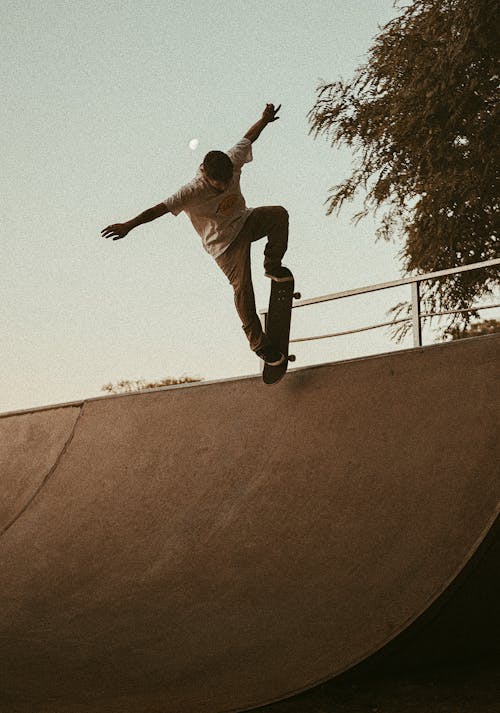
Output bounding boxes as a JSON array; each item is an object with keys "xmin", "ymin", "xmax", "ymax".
[{"xmin": 202, "ymin": 150, "xmax": 233, "ymax": 192}]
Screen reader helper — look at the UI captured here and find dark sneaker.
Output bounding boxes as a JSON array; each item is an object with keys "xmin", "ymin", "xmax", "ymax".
[
  {"xmin": 256, "ymin": 345, "xmax": 285, "ymax": 366},
  {"xmin": 264, "ymin": 265, "xmax": 293, "ymax": 282}
]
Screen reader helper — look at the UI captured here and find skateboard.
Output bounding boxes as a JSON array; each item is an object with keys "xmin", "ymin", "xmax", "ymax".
[{"xmin": 262, "ymin": 275, "xmax": 301, "ymax": 385}]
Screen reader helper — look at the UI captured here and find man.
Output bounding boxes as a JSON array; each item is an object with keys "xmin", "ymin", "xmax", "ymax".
[{"xmin": 101, "ymin": 103, "xmax": 292, "ymax": 366}]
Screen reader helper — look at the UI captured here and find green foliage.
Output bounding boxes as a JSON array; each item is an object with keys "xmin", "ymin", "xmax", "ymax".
[
  {"xmin": 102, "ymin": 376, "xmax": 203, "ymax": 394},
  {"xmin": 309, "ymin": 0, "xmax": 499, "ymax": 335}
]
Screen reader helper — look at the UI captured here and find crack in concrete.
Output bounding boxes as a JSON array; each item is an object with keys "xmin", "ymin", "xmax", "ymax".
[{"xmin": 1, "ymin": 403, "xmax": 85, "ymax": 538}]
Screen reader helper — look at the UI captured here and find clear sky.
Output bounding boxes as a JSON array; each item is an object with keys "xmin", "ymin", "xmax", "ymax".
[{"xmin": 2, "ymin": 0, "xmax": 419, "ymax": 413}]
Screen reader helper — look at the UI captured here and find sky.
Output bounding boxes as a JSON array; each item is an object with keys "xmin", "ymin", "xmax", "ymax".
[{"xmin": 2, "ymin": 0, "xmax": 477, "ymax": 414}]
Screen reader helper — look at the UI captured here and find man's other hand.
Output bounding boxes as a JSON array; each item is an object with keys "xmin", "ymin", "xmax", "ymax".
[
  {"xmin": 101, "ymin": 223, "xmax": 130, "ymax": 241},
  {"xmin": 262, "ymin": 103, "xmax": 281, "ymax": 123}
]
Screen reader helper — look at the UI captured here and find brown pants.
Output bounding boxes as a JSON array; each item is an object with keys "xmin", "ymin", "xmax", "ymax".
[{"xmin": 215, "ymin": 206, "xmax": 289, "ymax": 352}]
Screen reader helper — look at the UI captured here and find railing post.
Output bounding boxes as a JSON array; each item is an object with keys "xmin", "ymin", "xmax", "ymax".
[
  {"xmin": 259, "ymin": 311, "xmax": 268, "ymax": 373},
  {"xmin": 260, "ymin": 311, "xmax": 268, "ymax": 335},
  {"xmin": 411, "ymin": 281, "xmax": 423, "ymax": 347}
]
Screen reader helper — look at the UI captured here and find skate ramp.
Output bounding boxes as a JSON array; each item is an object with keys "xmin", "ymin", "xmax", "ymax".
[{"xmin": 0, "ymin": 335, "xmax": 499, "ymax": 713}]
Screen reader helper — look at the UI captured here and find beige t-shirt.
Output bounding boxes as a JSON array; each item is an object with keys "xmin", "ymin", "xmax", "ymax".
[{"xmin": 163, "ymin": 138, "xmax": 253, "ymax": 258}]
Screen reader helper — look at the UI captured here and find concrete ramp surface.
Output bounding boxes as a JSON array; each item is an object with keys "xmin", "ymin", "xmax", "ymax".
[{"xmin": 1, "ymin": 336, "xmax": 499, "ymax": 713}]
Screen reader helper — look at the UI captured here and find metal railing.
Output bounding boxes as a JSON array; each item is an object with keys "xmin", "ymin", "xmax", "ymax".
[{"xmin": 259, "ymin": 258, "xmax": 500, "ymax": 351}]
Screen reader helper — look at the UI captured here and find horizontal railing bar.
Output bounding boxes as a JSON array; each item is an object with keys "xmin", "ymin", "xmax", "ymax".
[
  {"xmin": 259, "ymin": 258, "xmax": 500, "ymax": 316},
  {"xmin": 421, "ymin": 302, "xmax": 500, "ymax": 319},
  {"xmin": 290, "ymin": 318, "xmax": 410, "ymax": 343},
  {"xmin": 290, "ymin": 302, "xmax": 500, "ymax": 344}
]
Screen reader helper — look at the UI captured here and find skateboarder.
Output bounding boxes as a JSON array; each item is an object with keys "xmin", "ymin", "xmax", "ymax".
[{"xmin": 101, "ymin": 103, "xmax": 292, "ymax": 366}]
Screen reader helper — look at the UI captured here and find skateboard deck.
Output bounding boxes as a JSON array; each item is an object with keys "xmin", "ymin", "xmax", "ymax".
[{"xmin": 262, "ymin": 276, "xmax": 300, "ymax": 385}]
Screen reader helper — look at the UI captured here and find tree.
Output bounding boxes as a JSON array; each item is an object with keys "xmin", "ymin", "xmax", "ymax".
[
  {"xmin": 309, "ymin": 0, "xmax": 499, "ymax": 337},
  {"xmin": 102, "ymin": 376, "xmax": 203, "ymax": 394},
  {"xmin": 445, "ymin": 317, "xmax": 500, "ymax": 340}
]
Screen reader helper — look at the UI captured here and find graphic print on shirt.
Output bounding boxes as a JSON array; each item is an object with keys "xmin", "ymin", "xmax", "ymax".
[{"xmin": 217, "ymin": 194, "xmax": 239, "ymax": 215}]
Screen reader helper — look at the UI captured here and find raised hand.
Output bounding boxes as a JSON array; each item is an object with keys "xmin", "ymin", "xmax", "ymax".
[
  {"xmin": 101, "ymin": 223, "xmax": 130, "ymax": 241},
  {"xmin": 262, "ymin": 103, "xmax": 281, "ymax": 123}
]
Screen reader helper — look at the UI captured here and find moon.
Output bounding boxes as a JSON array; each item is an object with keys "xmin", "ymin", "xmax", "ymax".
[{"xmin": 189, "ymin": 138, "xmax": 199, "ymax": 151}]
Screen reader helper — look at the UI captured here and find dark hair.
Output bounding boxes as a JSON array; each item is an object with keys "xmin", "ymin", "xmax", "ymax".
[{"xmin": 203, "ymin": 151, "xmax": 233, "ymax": 181}]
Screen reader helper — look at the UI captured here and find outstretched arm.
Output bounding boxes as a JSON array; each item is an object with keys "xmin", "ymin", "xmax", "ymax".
[
  {"xmin": 244, "ymin": 103, "xmax": 281, "ymax": 143},
  {"xmin": 101, "ymin": 202, "xmax": 169, "ymax": 241}
]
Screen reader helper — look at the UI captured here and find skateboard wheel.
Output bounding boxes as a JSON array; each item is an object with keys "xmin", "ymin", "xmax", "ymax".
[
  {"xmin": 288, "ymin": 354, "xmax": 296, "ymax": 362},
  {"xmin": 293, "ymin": 292, "xmax": 301, "ymax": 300}
]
